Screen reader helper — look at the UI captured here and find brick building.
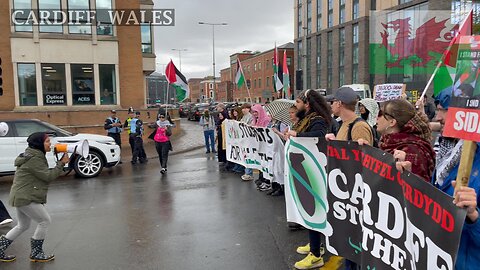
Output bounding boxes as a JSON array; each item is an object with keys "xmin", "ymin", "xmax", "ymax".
[
  {"xmin": 187, "ymin": 78, "xmax": 204, "ymax": 103},
  {"xmin": 222, "ymin": 43, "xmax": 295, "ymax": 103},
  {"xmin": 0, "ymin": 0, "xmax": 158, "ymax": 135},
  {"xmin": 187, "ymin": 77, "xmax": 220, "ymax": 103},
  {"xmin": 295, "ymin": 0, "xmax": 479, "ymax": 96}
]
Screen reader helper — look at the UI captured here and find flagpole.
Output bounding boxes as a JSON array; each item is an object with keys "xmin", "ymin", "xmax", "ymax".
[
  {"xmin": 419, "ymin": 9, "xmax": 472, "ymax": 102},
  {"xmin": 237, "ymin": 58, "xmax": 252, "ymax": 102}
]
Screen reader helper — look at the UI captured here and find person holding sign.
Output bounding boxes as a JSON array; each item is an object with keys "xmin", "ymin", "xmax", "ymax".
[
  {"xmin": 432, "ymin": 89, "xmax": 480, "ymax": 270},
  {"xmin": 285, "ymin": 89, "xmax": 333, "ymax": 270}
]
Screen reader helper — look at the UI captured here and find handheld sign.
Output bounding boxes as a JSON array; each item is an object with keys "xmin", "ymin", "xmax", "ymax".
[{"xmin": 373, "ymin": 84, "xmax": 406, "ymax": 102}]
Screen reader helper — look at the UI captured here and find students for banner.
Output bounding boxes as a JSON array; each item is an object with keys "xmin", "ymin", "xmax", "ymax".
[
  {"xmin": 285, "ymin": 89, "xmax": 332, "ymax": 270},
  {"xmin": 374, "ymin": 99, "xmax": 435, "ymax": 181},
  {"xmin": 124, "ymin": 108, "xmax": 136, "ymax": 156},
  {"xmin": 431, "ymin": 89, "xmax": 480, "ymax": 270},
  {"xmin": 241, "ymin": 104, "xmax": 255, "ymax": 181},
  {"xmin": 325, "ymin": 86, "xmax": 374, "ymax": 270},
  {"xmin": 199, "ymin": 110, "xmax": 216, "ymax": 154},
  {"xmin": 130, "ymin": 111, "xmax": 147, "ymax": 165}
]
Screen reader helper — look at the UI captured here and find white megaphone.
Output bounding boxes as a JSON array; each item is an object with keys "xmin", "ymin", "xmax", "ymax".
[
  {"xmin": 0, "ymin": 122, "xmax": 9, "ymax": 137},
  {"xmin": 54, "ymin": 140, "xmax": 89, "ymax": 158}
]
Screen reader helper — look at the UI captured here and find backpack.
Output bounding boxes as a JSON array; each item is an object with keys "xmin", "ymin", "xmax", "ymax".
[{"xmin": 344, "ymin": 117, "xmax": 379, "ymax": 148}]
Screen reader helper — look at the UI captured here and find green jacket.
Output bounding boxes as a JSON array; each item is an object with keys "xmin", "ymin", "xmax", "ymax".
[{"xmin": 9, "ymin": 147, "xmax": 65, "ymax": 207}]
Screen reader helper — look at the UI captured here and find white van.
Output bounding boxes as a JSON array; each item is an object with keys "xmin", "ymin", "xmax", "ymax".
[{"xmin": 342, "ymin": 84, "xmax": 371, "ymax": 99}]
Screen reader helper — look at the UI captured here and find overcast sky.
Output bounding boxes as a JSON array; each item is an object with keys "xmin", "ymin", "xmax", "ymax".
[{"xmin": 152, "ymin": 0, "xmax": 294, "ymax": 79}]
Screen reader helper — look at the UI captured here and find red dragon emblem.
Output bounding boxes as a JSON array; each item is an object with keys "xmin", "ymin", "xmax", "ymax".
[{"xmin": 380, "ymin": 17, "xmax": 457, "ymax": 68}]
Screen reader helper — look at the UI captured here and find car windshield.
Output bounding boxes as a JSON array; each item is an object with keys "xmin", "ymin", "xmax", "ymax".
[{"xmin": 41, "ymin": 121, "xmax": 74, "ymax": 136}]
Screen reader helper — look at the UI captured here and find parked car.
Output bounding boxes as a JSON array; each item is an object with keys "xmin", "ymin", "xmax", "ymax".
[
  {"xmin": 188, "ymin": 103, "xmax": 211, "ymax": 121},
  {"xmin": 0, "ymin": 119, "xmax": 121, "ymax": 178},
  {"xmin": 179, "ymin": 103, "xmax": 192, "ymax": 117}
]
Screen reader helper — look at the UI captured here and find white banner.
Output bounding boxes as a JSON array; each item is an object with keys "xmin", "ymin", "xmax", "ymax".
[{"xmin": 225, "ymin": 120, "xmax": 284, "ymax": 182}]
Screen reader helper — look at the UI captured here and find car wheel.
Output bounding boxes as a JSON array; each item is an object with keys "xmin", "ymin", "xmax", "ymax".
[{"xmin": 73, "ymin": 151, "xmax": 104, "ymax": 178}]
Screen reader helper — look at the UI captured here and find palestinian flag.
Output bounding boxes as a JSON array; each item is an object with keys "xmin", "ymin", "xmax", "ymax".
[
  {"xmin": 273, "ymin": 45, "xmax": 283, "ymax": 92},
  {"xmin": 283, "ymin": 50, "xmax": 290, "ymax": 97},
  {"xmin": 235, "ymin": 58, "xmax": 246, "ymax": 88},
  {"xmin": 165, "ymin": 60, "xmax": 190, "ymax": 102},
  {"xmin": 433, "ymin": 10, "xmax": 472, "ymax": 96}
]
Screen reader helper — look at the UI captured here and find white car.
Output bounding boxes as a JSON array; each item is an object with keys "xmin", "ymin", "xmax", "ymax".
[{"xmin": 0, "ymin": 119, "xmax": 121, "ymax": 178}]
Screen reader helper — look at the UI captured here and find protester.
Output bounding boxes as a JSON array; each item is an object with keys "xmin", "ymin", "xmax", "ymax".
[
  {"xmin": 431, "ymin": 89, "xmax": 480, "ymax": 270},
  {"xmin": 104, "ymin": 110, "xmax": 123, "ymax": 148},
  {"xmin": 130, "ymin": 111, "xmax": 147, "ymax": 164},
  {"xmin": 216, "ymin": 110, "xmax": 229, "ymax": 166},
  {"xmin": 124, "ymin": 108, "xmax": 136, "ymax": 156},
  {"xmin": 423, "ymin": 96, "xmax": 436, "ymax": 121},
  {"xmin": 199, "ymin": 109, "xmax": 216, "ymax": 154},
  {"xmin": 285, "ymin": 89, "xmax": 332, "ymax": 270},
  {"xmin": 228, "ymin": 107, "xmax": 246, "ymax": 174},
  {"xmin": 325, "ymin": 86, "xmax": 374, "ymax": 270},
  {"xmin": 250, "ymin": 104, "xmax": 272, "ymax": 190},
  {"xmin": 0, "ymin": 201, "xmax": 13, "ymax": 226},
  {"xmin": 152, "ymin": 114, "xmax": 173, "ymax": 174},
  {"xmin": 0, "ymin": 132, "xmax": 69, "ymax": 263},
  {"xmin": 358, "ymin": 98, "xmax": 380, "ymax": 137},
  {"xmin": 241, "ymin": 104, "xmax": 254, "ymax": 181},
  {"xmin": 373, "ymin": 99, "xmax": 435, "ymax": 181}
]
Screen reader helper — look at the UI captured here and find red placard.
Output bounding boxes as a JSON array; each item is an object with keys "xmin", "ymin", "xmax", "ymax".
[{"xmin": 443, "ymin": 106, "xmax": 480, "ymax": 142}]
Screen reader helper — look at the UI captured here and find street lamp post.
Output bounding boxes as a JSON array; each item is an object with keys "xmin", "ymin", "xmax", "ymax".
[
  {"xmin": 171, "ymin": 48, "xmax": 187, "ymax": 72},
  {"xmin": 198, "ymin": 21, "xmax": 228, "ymax": 102}
]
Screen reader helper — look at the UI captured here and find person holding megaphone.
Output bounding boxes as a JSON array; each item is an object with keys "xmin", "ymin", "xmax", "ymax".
[{"xmin": 0, "ymin": 132, "xmax": 69, "ymax": 263}]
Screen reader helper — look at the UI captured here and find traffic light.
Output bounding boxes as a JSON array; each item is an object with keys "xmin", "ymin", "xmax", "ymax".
[{"xmin": 0, "ymin": 58, "xmax": 3, "ymax": 96}]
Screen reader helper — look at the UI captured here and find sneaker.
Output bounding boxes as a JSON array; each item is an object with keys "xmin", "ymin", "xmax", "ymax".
[
  {"xmin": 241, "ymin": 175, "xmax": 254, "ymax": 181},
  {"xmin": 258, "ymin": 183, "xmax": 271, "ymax": 191},
  {"xmin": 296, "ymin": 243, "xmax": 310, "ymax": 255},
  {"xmin": 160, "ymin": 168, "xmax": 166, "ymax": 174},
  {"xmin": 270, "ymin": 188, "xmax": 284, "ymax": 196},
  {"xmin": 0, "ymin": 219, "xmax": 13, "ymax": 226},
  {"xmin": 294, "ymin": 252, "xmax": 324, "ymax": 269},
  {"xmin": 206, "ymin": 151, "xmax": 211, "ymax": 154}
]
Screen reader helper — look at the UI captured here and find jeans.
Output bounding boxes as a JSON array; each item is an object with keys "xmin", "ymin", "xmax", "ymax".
[
  {"xmin": 203, "ymin": 130, "xmax": 215, "ymax": 152},
  {"xmin": 309, "ymin": 229, "xmax": 324, "ymax": 257},
  {"xmin": 245, "ymin": 168, "xmax": 253, "ymax": 176},
  {"xmin": 155, "ymin": 141, "xmax": 170, "ymax": 168},
  {"xmin": 6, "ymin": 203, "xmax": 51, "ymax": 240}
]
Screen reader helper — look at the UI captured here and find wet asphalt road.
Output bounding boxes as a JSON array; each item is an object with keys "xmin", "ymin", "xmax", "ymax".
[{"xmin": 0, "ymin": 148, "xmax": 343, "ymax": 270}]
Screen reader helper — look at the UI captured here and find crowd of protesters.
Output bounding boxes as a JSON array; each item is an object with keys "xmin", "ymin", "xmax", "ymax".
[{"xmin": 198, "ymin": 86, "xmax": 479, "ymax": 270}]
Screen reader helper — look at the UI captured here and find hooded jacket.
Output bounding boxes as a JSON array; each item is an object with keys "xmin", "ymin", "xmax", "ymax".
[
  {"xmin": 251, "ymin": 104, "xmax": 271, "ymax": 128},
  {"xmin": 359, "ymin": 98, "xmax": 379, "ymax": 128},
  {"xmin": 380, "ymin": 113, "xmax": 435, "ymax": 181},
  {"xmin": 9, "ymin": 147, "xmax": 66, "ymax": 207}
]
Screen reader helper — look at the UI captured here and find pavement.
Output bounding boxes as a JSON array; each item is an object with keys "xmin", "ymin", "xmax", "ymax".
[{"xmin": 122, "ymin": 118, "xmax": 205, "ymax": 162}]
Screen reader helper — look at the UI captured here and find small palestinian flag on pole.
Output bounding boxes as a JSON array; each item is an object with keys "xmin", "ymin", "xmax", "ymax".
[
  {"xmin": 165, "ymin": 60, "xmax": 190, "ymax": 102},
  {"xmin": 283, "ymin": 50, "xmax": 290, "ymax": 98},
  {"xmin": 235, "ymin": 58, "xmax": 246, "ymax": 88},
  {"xmin": 273, "ymin": 44, "xmax": 283, "ymax": 92}
]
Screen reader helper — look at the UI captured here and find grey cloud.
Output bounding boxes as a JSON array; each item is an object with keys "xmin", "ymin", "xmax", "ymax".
[{"xmin": 153, "ymin": 0, "xmax": 293, "ymax": 78}]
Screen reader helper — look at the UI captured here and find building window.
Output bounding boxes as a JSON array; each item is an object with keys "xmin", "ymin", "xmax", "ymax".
[
  {"xmin": 99, "ymin": 64, "xmax": 116, "ymax": 105},
  {"xmin": 287, "ymin": 57, "xmax": 292, "ymax": 66},
  {"xmin": 67, "ymin": 0, "xmax": 91, "ymax": 34},
  {"xmin": 353, "ymin": 24, "xmax": 359, "ymax": 83},
  {"xmin": 259, "ymin": 78, "xmax": 262, "ymax": 88},
  {"xmin": 266, "ymin": 76, "xmax": 270, "ymax": 87},
  {"xmin": 306, "ymin": 38, "xmax": 312, "ymax": 89},
  {"xmin": 307, "ymin": 0, "xmax": 312, "ymax": 34},
  {"xmin": 18, "ymin": 63, "xmax": 37, "ymax": 106},
  {"xmin": 96, "ymin": 0, "xmax": 113, "ymax": 35},
  {"xmin": 339, "ymin": 28, "xmax": 345, "ymax": 86},
  {"xmin": 339, "ymin": 0, "xmax": 345, "ymax": 24},
  {"xmin": 327, "ymin": 31, "xmax": 332, "ymax": 89},
  {"xmin": 41, "ymin": 63, "xmax": 66, "ymax": 105},
  {"xmin": 254, "ymin": 63, "xmax": 257, "ymax": 72},
  {"xmin": 399, "ymin": 0, "xmax": 413, "ymax": 4},
  {"xmin": 254, "ymin": 79, "xmax": 257, "ymax": 88},
  {"xmin": 259, "ymin": 62, "xmax": 262, "ymax": 70},
  {"xmin": 266, "ymin": 59, "xmax": 269, "ymax": 69},
  {"xmin": 38, "ymin": 0, "xmax": 63, "ymax": 33},
  {"xmin": 316, "ymin": 34, "xmax": 321, "ymax": 88},
  {"xmin": 209, "ymin": 83, "xmax": 213, "ymax": 89},
  {"xmin": 210, "ymin": 90, "xmax": 214, "ymax": 98},
  {"xmin": 327, "ymin": 0, "xmax": 333, "ymax": 27},
  {"xmin": 141, "ymin": 24, "xmax": 153, "ymax": 53},
  {"xmin": 13, "ymin": 0, "xmax": 33, "ymax": 32},
  {"xmin": 71, "ymin": 64, "xmax": 95, "ymax": 105},
  {"xmin": 353, "ymin": 0, "xmax": 359, "ymax": 20},
  {"xmin": 317, "ymin": 0, "xmax": 322, "ymax": 31},
  {"xmin": 298, "ymin": 1, "xmax": 303, "ymax": 37},
  {"xmin": 297, "ymin": 40, "xmax": 303, "ymax": 72}
]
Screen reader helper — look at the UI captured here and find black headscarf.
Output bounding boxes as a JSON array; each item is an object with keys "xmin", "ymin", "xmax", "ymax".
[{"xmin": 27, "ymin": 132, "xmax": 48, "ymax": 154}]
